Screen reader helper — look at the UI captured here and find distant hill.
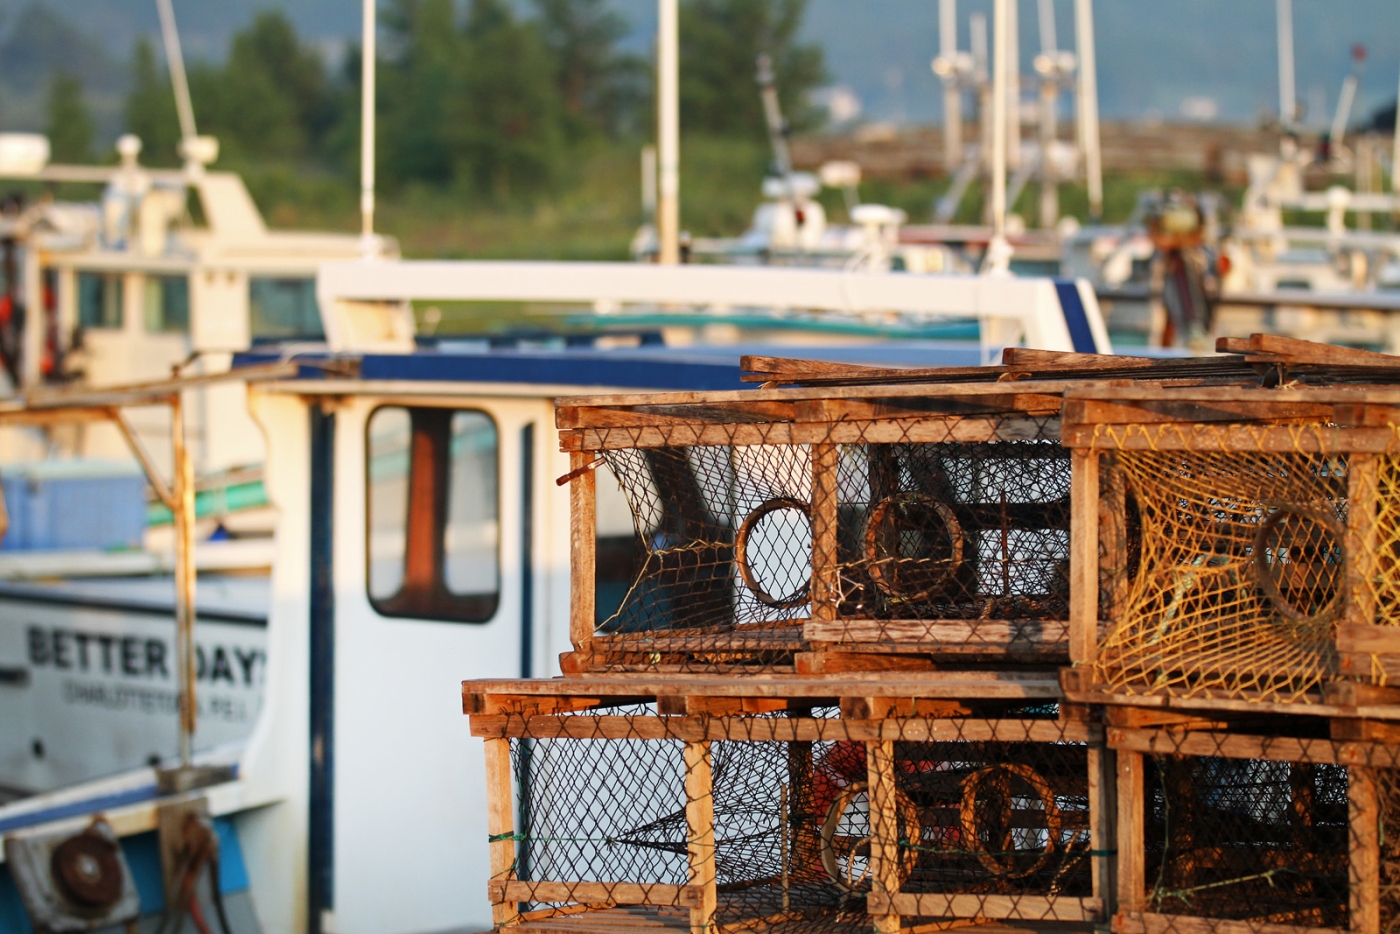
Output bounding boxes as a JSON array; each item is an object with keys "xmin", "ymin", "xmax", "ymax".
[{"xmin": 2, "ymin": 0, "xmax": 1396, "ymax": 140}]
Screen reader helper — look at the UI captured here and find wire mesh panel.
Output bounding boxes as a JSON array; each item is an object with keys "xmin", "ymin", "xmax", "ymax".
[
  {"xmin": 1091, "ymin": 435, "xmax": 1351, "ymax": 703},
  {"xmin": 587, "ymin": 411, "xmax": 1070, "ymax": 671},
  {"xmin": 1141, "ymin": 754, "xmax": 1349, "ymax": 928},
  {"xmin": 484, "ymin": 706, "xmax": 1104, "ymax": 932}
]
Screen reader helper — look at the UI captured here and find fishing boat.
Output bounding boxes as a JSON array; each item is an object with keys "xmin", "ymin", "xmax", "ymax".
[{"xmin": 0, "ymin": 258, "xmax": 1107, "ymax": 934}]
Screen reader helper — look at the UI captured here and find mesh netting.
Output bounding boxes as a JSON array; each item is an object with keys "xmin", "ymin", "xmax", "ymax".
[
  {"xmin": 1141, "ymin": 752, "xmax": 1351, "ymax": 928},
  {"xmin": 498, "ymin": 710, "xmax": 1093, "ymax": 931},
  {"xmin": 1381, "ymin": 768, "xmax": 1400, "ymax": 934},
  {"xmin": 594, "ymin": 417, "xmax": 1069, "ymax": 672},
  {"xmin": 1093, "ymin": 445, "xmax": 1349, "ymax": 703}
]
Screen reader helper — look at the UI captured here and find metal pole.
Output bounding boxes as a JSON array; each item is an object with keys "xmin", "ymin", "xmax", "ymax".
[
  {"xmin": 989, "ymin": 0, "xmax": 1011, "ymax": 270},
  {"xmin": 1005, "ymin": 0, "xmax": 1021, "ymax": 171},
  {"xmin": 657, "ymin": 0, "xmax": 681, "ymax": 265},
  {"xmin": 1037, "ymin": 0, "xmax": 1058, "ymax": 228},
  {"xmin": 1038, "ymin": 0, "xmax": 1057, "ymax": 53},
  {"xmin": 361, "ymin": 0, "xmax": 378, "ymax": 255},
  {"xmin": 155, "ymin": 0, "xmax": 197, "ymax": 145},
  {"xmin": 641, "ymin": 145, "xmax": 658, "ymax": 223},
  {"xmin": 1075, "ymin": 0, "xmax": 1103, "ymax": 220},
  {"xmin": 1393, "ymin": 67, "xmax": 1400, "ymax": 193},
  {"xmin": 171, "ymin": 393, "xmax": 197, "ymax": 769},
  {"xmin": 940, "ymin": 0, "xmax": 963, "ymax": 168},
  {"xmin": 1277, "ymin": 0, "xmax": 1296, "ymax": 128}
]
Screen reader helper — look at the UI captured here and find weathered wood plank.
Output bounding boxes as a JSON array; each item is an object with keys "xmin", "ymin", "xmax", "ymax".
[
  {"xmin": 867, "ymin": 739, "xmax": 901, "ymax": 934},
  {"xmin": 1070, "ymin": 449, "xmax": 1101, "ymax": 665},
  {"xmin": 1349, "ymin": 766, "xmax": 1380, "ymax": 934},
  {"xmin": 1117, "ymin": 751, "xmax": 1145, "ymax": 915},
  {"xmin": 1062, "ymin": 424, "xmax": 1400, "ymax": 453},
  {"xmin": 803, "ymin": 618, "xmax": 1069, "ymax": 645},
  {"xmin": 464, "ymin": 670, "xmax": 1064, "ymax": 699},
  {"xmin": 485, "ymin": 736, "xmax": 519, "ymax": 927},
  {"xmin": 875, "ymin": 892, "xmax": 1103, "ymax": 922},
  {"xmin": 1106, "ymin": 727, "xmax": 1400, "ymax": 767},
  {"xmin": 488, "ymin": 881, "xmax": 702, "ymax": 909},
  {"xmin": 570, "ymin": 450, "xmax": 596, "ymax": 655},
  {"xmin": 684, "ymin": 742, "xmax": 716, "ymax": 934},
  {"xmin": 810, "ymin": 442, "xmax": 839, "ymax": 624},
  {"xmin": 1117, "ymin": 911, "xmax": 1345, "ymax": 934},
  {"xmin": 469, "ymin": 713, "xmax": 1102, "ymax": 744}
]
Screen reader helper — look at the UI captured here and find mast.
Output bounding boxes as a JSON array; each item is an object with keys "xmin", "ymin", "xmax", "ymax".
[
  {"xmin": 939, "ymin": 0, "xmax": 962, "ymax": 168},
  {"xmin": 987, "ymin": 0, "xmax": 1012, "ymax": 273},
  {"xmin": 1277, "ymin": 0, "xmax": 1296, "ymax": 128},
  {"xmin": 657, "ymin": 0, "xmax": 681, "ymax": 265},
  {"xmin": 156, "ymin": 0, "xmax": 197, "ymax": 149},
  {"xmin": 361, "ymin": 0, "xmax": 378, "ymax": 255},
  {"xmin": 1074, "ymin": 0, "xmax": 1102, "ymax": 220}
]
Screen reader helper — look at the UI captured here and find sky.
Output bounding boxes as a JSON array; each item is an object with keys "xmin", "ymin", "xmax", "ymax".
[{"xmin": 2, "ymin": 0, "xmax": 1398, "ymax": 132}]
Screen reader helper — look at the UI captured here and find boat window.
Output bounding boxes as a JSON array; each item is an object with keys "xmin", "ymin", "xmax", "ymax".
[
  {"xmin": 76, "ymin": 272, "xmax": 122, "ymax": 329},
  {"xmin": 249, "ymin": 277, "xmax": 323, "ymax": 340},
  {"xmin": 143, "ymin": 276, "xmax": 190, "ymax": 332},
  {"xmin": 366, "ymin": 405, "xmax": 500, "ymax": 623}
]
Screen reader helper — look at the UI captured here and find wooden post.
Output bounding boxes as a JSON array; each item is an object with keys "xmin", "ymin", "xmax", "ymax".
[
  {"xmin": 685, "ymin": 741, "xmax": 717, "ymax": 934},
  {"xmin": 485, "ymin": 737, "xmax": 520, "ymax": 927},
  {"xmin": 1345, "ymin": 454, "xmax": 1380, "ymax": 679},
  {"xmin": 1116, "ymin": 750, "xmax": 1145, "ymax": 918},
  {"xmin": 569, "ymin": 450, "xmax": 597, "ymax": 655},
  {"xmin": 811, "ymin": 442, "xmax": 841, "ymax": 623},
  {"xmin": 1098, "ymin": 453, "xmax": 1129, "ymax": 622},
  {"xmin": 1350, "ymin": 765, "xmax": 1380, "ymax": 934},
  {"xmin": 1070, "ymin": 449, "xmax": 1101, "ymax": 667},
  {"xmin": 1089, "ymin": 746, "xmax": 1117, "ymax": 920},
  {"xmin": 867, "ymin": 740, "xmax": 902, "ymax": 934}
]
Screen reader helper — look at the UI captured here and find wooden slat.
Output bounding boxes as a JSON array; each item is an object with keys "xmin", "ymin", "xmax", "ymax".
[
  {"xmin": 469, "ymin": 713, "xmax": 1101, "ymax": 744},
  {"xmin": 1106, "ymin": 728, "xmax": 1400, "ymax": 767},
  {"xmin": 488, "ymin": 881, "xmax": 702, "ymax": 909},
  {"xmin": 1061, "ymin": 424, "xmax": 1400, "ymax": 453},
  {"xmin": 867, "ymin": 739, "xmax": 901, "ymax": 934},
  {"xmin": 485, "ymin": 736, "xmax": 519, "ymax": 927},
  {"xmin": 465, "ymin": 670, "xmax": 1064, "ymax": 700},
  {"xmin": 1070, "ymin": 449, "xmax": 1101, "ymax": 665},
  {"xmin": 1118, "ymin": 911, "xmax": 1345, "ymax": 934},
  {"xmin": 592, "ymin": 630, "xmax": 806, "ymax": 653},
  {"xmin": 1089, "ymin": 747, "xmax": 1116, "ymax": 914},
  {"xmin": 810, "ymin": 442, "xmax": 839, "ymax": 624},
  {"xmin": 803, "ymin": 618, "xmax": 1068, "ymax": 646},
  {"xmin": 1117, "ymin": 751, "xmax": 1145, "ymax": 915},
  {"xmin": 1336, "ymin": 624, "xmax": 1400, "ymax": 656},
  {"xmin": 1343, "ymin": 456, "xmax": 1379, "ymax": 670},
  {"xmin": 1222, "ymin": 333, "xmax": 1400, "ymax": 368},
  {"xmin": 875, "ymin": 892, "xmax": 1103, "ymax": 922},
  {"xmin": 570, "ymin": 450, "xmax": 596, "ymax": 655},
  {"xmin": 1063, "ymin": 398, "xmax": 1337, "ymax": 428},
  {"xmin": 684, "ymin": 742, "xmax": 716, "ymax": 934},
  {"xmin": 1349, "ymin": 766, "xmax": 1380, "ymax": 934}
]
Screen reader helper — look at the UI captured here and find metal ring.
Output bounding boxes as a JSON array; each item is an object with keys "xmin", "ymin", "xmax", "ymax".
[
  {"xmin": 1252, "ymin": 504, "xmax": 1345, "ymax": 629},
  {"xmin": 864, "ymin": 493, "xmax": 964, "ymax": 601},
  {"xmin": 960, "ymin": 763, "xmax": 1062, "ymax": 879},
  {"xmin": 820, "ymin": 781, "xmax": 921, "ymax": 893},
  {"xmin": 735, "ymin": 497, "xmax": 812, "ymax": 609}
]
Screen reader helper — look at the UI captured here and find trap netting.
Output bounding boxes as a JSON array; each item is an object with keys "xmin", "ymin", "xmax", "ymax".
[
  {"xmin": 593, "ymin": 421, "xmax": 1070, "ymax": 670},
  {"xmin": 1380, "ymin": 767, "xmax": 1400, "ymax": 934},
  {"xmin": 498, "ymin": 708, "xmax": 1095, "ymax": 930},
  {"xmin": 1093, "ymin": 444, "xmax": 1349, "ymax": 703},
  {"xmin": 1140, "ymin": 753, "xmax": 1351, "ymax": 929}
]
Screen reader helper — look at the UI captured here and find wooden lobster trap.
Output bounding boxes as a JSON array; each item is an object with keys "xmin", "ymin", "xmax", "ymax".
[
  {"xmin": 1106, "ymin": 715, "xmax": 1400, "ymax": 934},
  {"xmin": 1058, "ymin": 373, "xmax": 1400, "ymax": 710},
  {"xmin": 465, "ymin": 675, "xmax": 1110, "ymax": 934},
  {"xmin": 559, "ymin": 372, "xmax": 1091, "ymax": 675}
]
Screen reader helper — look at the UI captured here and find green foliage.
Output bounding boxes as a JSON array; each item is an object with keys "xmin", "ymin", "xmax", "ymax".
[
  {"xmin": 45, "ymin": 73, "xmax": 94, "ymax": 163},
  {"xmin": 532, "ymin": 0, "xmax": 647, "ymax": 137},
  {"xmin": 679, "ymin": 0, "xmax": 826, "ymax": 141},
  {"xmin": 123, "ymin": 38, "xmax": 180, "ymax": 165}
]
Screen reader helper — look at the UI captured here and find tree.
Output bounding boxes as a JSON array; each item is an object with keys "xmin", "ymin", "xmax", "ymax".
[
  {"xmin": 448, "ymin": 0, "xmax": 567, "ymax": 197},
  {"xmin": 678, "ymin": 0, "xmax": 826, "ymax": 139},
  {"xmin": 123, "ymin": 37, "xmax": 181, "ymax": 165},
  {"xmin": 532, "ymin": 0, "xmax": 646, "ymax": 137},
  {"xmin": 46, "ymin": 73, "xmax": 94, "ymax": 163},
  {"xmin": 378, "ymin": 0, "xmax": 459, "ymax": 187}
]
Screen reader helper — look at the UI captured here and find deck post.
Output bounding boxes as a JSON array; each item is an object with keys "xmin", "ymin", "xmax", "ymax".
[
  {"xmin": 685, "ymin": 740, "xmax": 717, "ymax": 934},
  {"xmin": 1116, "ymin": 750, "xmax": 1145, "ymax": 921},
  {"xmin": 569, "ymin": 450, "xmax": 597, "ymax": 657},
  {"xmin": 485, "ymin": 737, "xmax": 520, "ymax": 927}
]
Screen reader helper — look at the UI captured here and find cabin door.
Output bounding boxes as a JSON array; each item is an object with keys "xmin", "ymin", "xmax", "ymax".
[{"xmin": 319, "ymin": 394, "xmax": 561, "ymax": 934}]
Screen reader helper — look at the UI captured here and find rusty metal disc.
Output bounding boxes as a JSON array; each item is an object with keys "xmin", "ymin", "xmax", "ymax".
[{"xmin": 51, "ymin": 832, "xmax": 123, "ymax": 909}]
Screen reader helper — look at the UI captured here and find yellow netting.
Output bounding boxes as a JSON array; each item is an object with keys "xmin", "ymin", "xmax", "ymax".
[{"xmin": 1093, "ymin": 440, "xmax": 1349, "ymax": 703}]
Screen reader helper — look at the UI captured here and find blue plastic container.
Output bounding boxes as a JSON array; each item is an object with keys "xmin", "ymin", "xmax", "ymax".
[{"xmin": 0, "ymin": 460, "xmax": 147, "ymax": 551}]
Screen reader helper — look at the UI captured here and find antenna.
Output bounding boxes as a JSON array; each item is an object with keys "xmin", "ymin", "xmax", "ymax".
[
  {"xmin": 657, "ymin": 0, "xmax": 680, "ymax": 265},
  {"xmin": 1075, "ymin": 0, "xmax": 1102, "ymax": 220},
  {"xmin": 1277, "ymin": 0, "xmax": 1296, "ymax": 128},
  {"xmin": 155, "ymin": 0, "xmax": 197, "ymax": 150},
  {"xmin": 1329, "ymin": 45, "xmax": 1367, "ymax": 148},
  {"xmin": 360, "ymin": 0, "xmax": 378, "ymax": 255}
]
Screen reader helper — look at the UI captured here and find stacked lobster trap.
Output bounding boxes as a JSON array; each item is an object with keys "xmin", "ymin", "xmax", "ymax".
[{"xmin": 464, "ymin": 338, "xmax": 1400, "ymax": 934}]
